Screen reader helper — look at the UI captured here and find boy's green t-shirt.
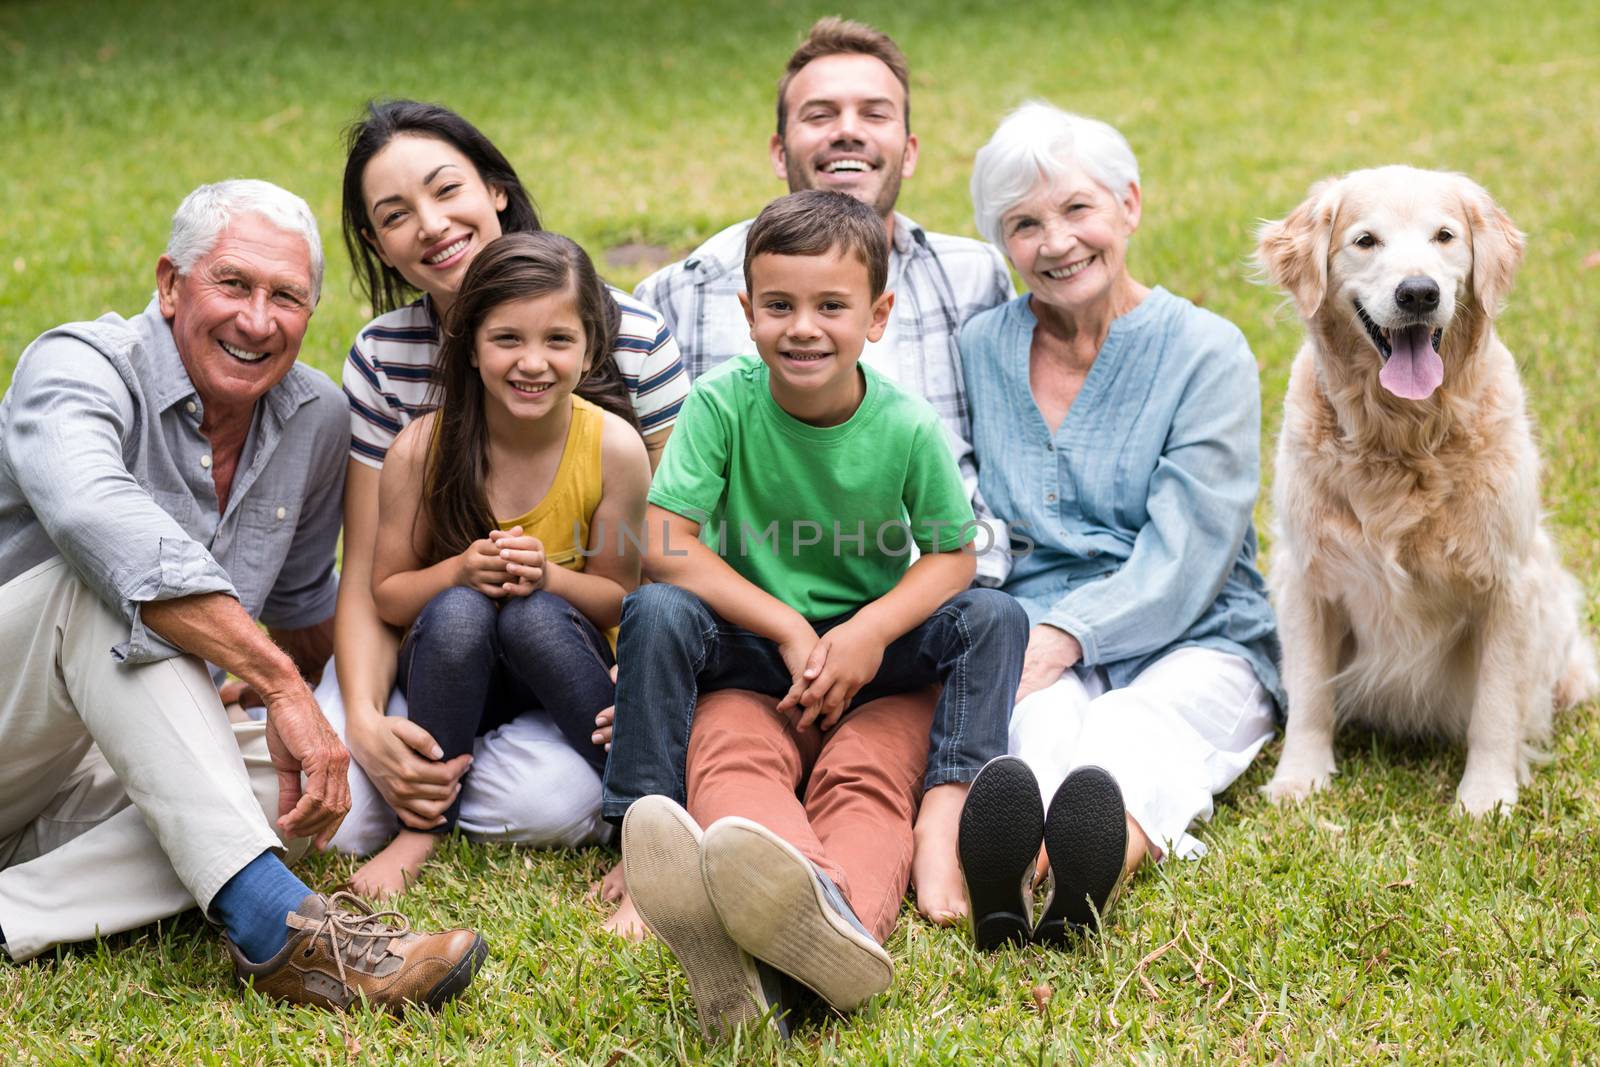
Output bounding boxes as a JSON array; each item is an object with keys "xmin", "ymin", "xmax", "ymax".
[{"xmin": 648, "ymin": 354, "xmax": 976, "ymax": 621}]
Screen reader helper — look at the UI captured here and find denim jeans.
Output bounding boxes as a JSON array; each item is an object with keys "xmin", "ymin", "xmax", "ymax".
[
  {"xmin": 399, "ymin": 586, "xmax": 614, "ymax": 831},
  {"xmin": 601, "ymin": 584, "xmax": 1027, "ymax": 822}
]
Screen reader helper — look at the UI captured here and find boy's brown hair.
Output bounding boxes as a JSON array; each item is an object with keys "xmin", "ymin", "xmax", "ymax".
[
  {"xmin": 775, "ymin": 17, "xmax": 910, "ymax": 137},
  {"xmin": 743, "ymin": 190, "xmax": 889, "ymax": 299}
]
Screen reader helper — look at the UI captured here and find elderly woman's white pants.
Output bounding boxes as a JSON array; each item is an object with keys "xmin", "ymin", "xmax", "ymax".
[
  {"xmin": 1008, "ymin": 646, "xmax": 1274, "ymax": 861},
  {"xmin": 311, "ymin": 661, "xmax": 611, "ymax": 855}
]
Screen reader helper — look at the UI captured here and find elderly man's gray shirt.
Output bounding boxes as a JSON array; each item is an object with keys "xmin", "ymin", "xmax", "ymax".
[{"xmin": 0, "ymin": 297, "xmax": 346, "ymax": 663}]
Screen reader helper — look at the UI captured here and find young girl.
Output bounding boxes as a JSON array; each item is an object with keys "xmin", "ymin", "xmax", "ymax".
[
  {"xmin": 352, "ymin": 232, "xmax": 651, "ymax": 896},
  {"xmin": 321, "ymin": 100, "xmax": 687, "ymax": 876}
]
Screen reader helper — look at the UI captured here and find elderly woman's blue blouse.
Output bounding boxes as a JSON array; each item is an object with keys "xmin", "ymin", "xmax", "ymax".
[{"xmin": 959, "ymin": 288, "xmax": 1284, "ymax": 713}]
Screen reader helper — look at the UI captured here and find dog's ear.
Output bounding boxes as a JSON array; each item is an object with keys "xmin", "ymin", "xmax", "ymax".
[
  {"xmin": 1256, "ymin": 178, "xmax": 1339, "ymax": 317},
  {"xmin": 1461, "ymin": 178, "xmax": 1525, "ymax": 315}
]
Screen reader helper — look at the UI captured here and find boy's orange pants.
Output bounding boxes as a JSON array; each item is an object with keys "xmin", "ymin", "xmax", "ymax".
[{"xmin": 684, "ymin": 687, "xmax": 935, "ymax": 943}]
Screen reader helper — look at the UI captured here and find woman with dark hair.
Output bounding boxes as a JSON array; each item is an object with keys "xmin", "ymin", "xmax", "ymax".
[
  {"xmin": 318, "ymin": 101, "xmax": 687, "ymax": 866},
  {"xmin": 353, "ymin": 232, "xmax": 649, "ymax": 896}
]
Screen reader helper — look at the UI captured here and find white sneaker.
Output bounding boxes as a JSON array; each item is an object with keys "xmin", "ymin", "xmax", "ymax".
[
  {"xmin": 621, "ymin": 796, "xmax": 791, "ymax": 1040},
  {"xmin": 700, "ymin": 816, "xmax": 892, "ymax": 1013}
]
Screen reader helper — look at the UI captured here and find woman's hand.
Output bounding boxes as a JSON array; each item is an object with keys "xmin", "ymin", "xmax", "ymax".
[
  {"xmin": 1015, "ymin": 624, "xmax": 1082, "ymax": 705},
  {"xmin": 491, "ymin": 526, "xmax": 546, "ymax": 597},
  {"xmin": 346, "ymin": 708, "xmax": 472, "ymax": 830},
  {"xmin": 455, "ymin": 537, "xmax": 511, "ymax": 597}
]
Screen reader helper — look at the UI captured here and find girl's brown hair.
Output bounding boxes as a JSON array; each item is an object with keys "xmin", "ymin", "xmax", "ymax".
[{"xmin": 422, "ymin": 231, "xmax": 639, "ymax": 559}]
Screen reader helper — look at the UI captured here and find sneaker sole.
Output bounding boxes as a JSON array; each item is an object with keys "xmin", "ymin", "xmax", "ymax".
[
  {"xmin": 1035, "ymin": 766, "xmax": 1127, "ymax": 945},
  {"xmin": 422, "ymin": 933, "xmax": 489, "ymax": 1010},
  {"xmin": 622, "ymin": 797, "xmax": 775, "ymax": 1040},
  {"xmin": 958, "ymin": 756, "xmax": 1043, "ymax": 950},
  {"xmin": 701, "ymin": 817, "xmax": 892, "ymax": 1013}
]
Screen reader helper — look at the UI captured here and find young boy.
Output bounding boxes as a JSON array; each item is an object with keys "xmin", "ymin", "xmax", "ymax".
[{"xmin": 610, "ymin": 190, "xmax": 1026, "ymax": 1038}]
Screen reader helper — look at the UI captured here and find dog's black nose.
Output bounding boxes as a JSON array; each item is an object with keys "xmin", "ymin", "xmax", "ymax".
[{"xmin": 1395, "ymin": 275, "xmax": 1440, "ymax": 312}]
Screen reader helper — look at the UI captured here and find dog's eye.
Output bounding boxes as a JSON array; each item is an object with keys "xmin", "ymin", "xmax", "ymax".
[
  {"xmin": 1435, "ymin": 228, "xmax": 1455, "ymax": 244},
  {"xmin": 1354, "ymin": 233, "xmax": 1377, "ymax": 249}
]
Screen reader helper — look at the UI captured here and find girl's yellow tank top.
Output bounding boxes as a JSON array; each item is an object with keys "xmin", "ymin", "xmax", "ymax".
[{"xmin": 495, "ymin": 395, "xmax": 618, "ymax": 650}]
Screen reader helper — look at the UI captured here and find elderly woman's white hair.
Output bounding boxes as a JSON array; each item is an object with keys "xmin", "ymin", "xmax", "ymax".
[
  {"xmin": 970, "ymin": 102, "xmax": 1140, "ymax": 249},
  {"xmin": 166, "ymin": 179, "xmax": 325, "ymax": 303}
]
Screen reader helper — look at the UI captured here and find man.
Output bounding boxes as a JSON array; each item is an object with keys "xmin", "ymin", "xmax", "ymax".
[
  {"xmin": 635, "ymin": 16, "xmax": 1012, "ymax": 583},
  {"xmin": 0, "ymin": 180, "xmax": 485, "ymax": 1012},
  {"xmin": 613, "ymin": 17, "xmax": 1016, "ymax": 932}
]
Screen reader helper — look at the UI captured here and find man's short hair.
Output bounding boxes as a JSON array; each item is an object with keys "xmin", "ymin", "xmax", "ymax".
[
  {"xmin": 775, "ymin": 17, "xmax": 911, "ymax": 138},
  {"xmin": 166, "ymin": 180, "xmax": 325, "ymax": 303},
  {"xmin": 743, "ymin": 189, "xmax": 889, "ymax": 298}
]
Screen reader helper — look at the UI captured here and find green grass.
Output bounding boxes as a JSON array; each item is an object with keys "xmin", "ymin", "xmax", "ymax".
[{"xmin": 3, "ymin": 0, "xmax": 1599, "ymax": 1062}]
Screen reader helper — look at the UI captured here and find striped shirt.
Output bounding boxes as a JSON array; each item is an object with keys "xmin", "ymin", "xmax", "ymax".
[
  {"xmin": 634, "ymin": 213, "xmax": 1017, "ymax": 584},
  {"xmin": 343, "ymin": 286, "xmax": 689, "ymax": 468}
]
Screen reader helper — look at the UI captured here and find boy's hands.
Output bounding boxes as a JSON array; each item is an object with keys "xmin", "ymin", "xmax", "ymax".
[
  {"xmin": 492, "ymin": 526, "xmax": 546, "ymax": 596},
  {"xmin": 785, "ymin": 620, "xmax": 887, "ymax": 732},
  {"xmin": 774, "ymin": 620, "xmax": 822, "ymax": 717},
  {"xmin": 455, "ymin": 527, "xmax": 545, "ymax": 597}
]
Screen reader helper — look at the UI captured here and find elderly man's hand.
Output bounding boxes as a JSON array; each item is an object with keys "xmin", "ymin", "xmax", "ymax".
[
  {"xmin": 263, "ymin": 681, "xmax": 352, "ymax": 849},
  {"xmin": 1015, "ymin": 624, "xmax": 1082, "ymax": 705}
]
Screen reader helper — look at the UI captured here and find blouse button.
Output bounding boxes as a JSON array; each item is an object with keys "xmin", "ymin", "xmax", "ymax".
[
  {"xmin": 276, "ymin": 506, "xmax": 287, "ymax": 521},
  {"xmin": 1045, "ymin": 492, "xmax": 1057, "ymax": 503},
  {"xmin": 185, "ymin": 401, "xmax": 197, "ymax": 414},
  {"xmin": 200, "ymin": 454, "xmax": 212, "ymax": 469}
]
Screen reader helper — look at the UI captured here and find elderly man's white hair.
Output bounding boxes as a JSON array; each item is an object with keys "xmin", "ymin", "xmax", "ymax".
[
  {"xmin": 970, "ymin": 102, "xmax": 1140, "ymax": 250},
  {"xmin": 165, "ymin": 179, "xmax": 325, "ymax": 303}
]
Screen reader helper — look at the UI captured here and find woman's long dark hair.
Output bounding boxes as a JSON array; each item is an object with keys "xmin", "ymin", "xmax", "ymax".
[
  {"xmin": 423, "ymin": 232, "xmax": 639, "ymax": 560},
  {"xmin": 341, "ymin": 99, "xmax": 541, "ymax": 315},
  {"xmin": 342, "ymin": 99, "xmax": 638, "ymax": 475}
]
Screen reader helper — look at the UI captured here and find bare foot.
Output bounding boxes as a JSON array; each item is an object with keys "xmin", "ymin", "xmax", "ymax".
[
  {"xmin": 350, "ymin": 829, "xmax": 438, "ymax": 900},
  {"xmin": 1123, "ymin": 813, "xmax": 1151, "ymax": 879},
  {"xmin": 601, "ymin": 887, "xmax": 652, "ymax": 941},
  {"xmin": 911, "ymin": 782, "xmax": 970, "ymax": 925},
  {"xmin": 598, "ymin": 858, "xmax": 627, "ymax": 904}
]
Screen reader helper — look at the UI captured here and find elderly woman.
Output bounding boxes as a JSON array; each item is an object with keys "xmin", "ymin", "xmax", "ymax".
[{"xmin": 955, "ymin": 102, "xmax": 1284, "ymax": 950}]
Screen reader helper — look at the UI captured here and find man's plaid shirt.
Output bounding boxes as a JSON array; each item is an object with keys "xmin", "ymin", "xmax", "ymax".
[{"xmin": 635, "ymin": 213, "xmax": 1017, "ymax": 584}]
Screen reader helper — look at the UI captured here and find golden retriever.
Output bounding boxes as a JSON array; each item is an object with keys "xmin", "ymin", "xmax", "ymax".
[{"xmin": 1255, "ymin": 166, "xmax": 1596, "ymax": 815}]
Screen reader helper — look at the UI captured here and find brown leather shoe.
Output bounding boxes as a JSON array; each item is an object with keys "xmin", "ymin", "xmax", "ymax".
[{"xmin": 226, "ymin": 892, "xmax": 487, "ymax": 1012}]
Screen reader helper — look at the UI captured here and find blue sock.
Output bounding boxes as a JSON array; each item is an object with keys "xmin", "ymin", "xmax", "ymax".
[{"xmin": 212, "ymin": 850, "xmax": 313, "ymax": 964}]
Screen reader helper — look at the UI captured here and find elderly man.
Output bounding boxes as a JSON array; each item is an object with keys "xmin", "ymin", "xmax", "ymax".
[
  {"xmin": 610, "ymin": 18, "xmax": 1016, "ymax": 932},
  {"xmin": 0, "ymin": 180, "xmax": 485, "ymax": 1011}
]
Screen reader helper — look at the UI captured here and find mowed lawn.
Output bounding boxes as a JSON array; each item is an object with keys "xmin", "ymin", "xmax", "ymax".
[{"xmin": 2, "ymin": 0, "xmax": 1599, "ymax": 1062}]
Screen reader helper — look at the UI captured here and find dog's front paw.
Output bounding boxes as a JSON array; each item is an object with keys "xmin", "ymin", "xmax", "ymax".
[
  {"xmin": 1456, "ymin": 775, "xmax": 1518, "ymax": 817},
  {"xmin": 1262, "ymin": 759, "xmax": 1335, "ymax": 804}
]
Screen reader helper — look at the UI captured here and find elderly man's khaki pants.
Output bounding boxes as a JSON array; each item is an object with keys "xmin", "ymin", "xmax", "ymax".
[{"xmin": 0, "ymin": 559, "xmax": 294, "ymax": 963}]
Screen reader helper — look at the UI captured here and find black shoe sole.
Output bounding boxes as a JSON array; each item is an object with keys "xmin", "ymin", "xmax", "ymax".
[
  {"xmin": 1035, "ymin": 766, "xmax": 1126, "ymax": 946},
  {"xmin": 423, "ymin": 933, "xmax": 489, "ymax": 1009},
  {"xmin": 958, "ymin": 756, "xmax": 1044, "ymax": 951}
]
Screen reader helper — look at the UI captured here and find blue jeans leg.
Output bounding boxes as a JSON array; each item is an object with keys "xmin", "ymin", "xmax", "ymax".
[
  {"xmin": 601, "ymin": 583, "xmax": 797, "ymax": 822},
  {"xmin": 850, "ymin": 588, "xmax": 1029, "ymax": 790},
  {"xmin": 495, "ymin": 590, "xmax": 615, "ymax": 775},
  {"xmin": 397, "ymin": 586, "xmax": 501, "ymax": 831}
]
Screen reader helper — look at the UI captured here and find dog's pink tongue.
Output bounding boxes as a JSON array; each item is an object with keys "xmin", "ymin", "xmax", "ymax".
[{"xmin": 1378, "ymin": 325, "xmax": 1443, "ymax": 400}]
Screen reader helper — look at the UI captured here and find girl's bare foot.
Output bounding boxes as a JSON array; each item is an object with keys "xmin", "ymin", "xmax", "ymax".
[
  {"xmin": 911, "ymin": 782, "xmax": 970, "ymax": 925},
  {"xmin": 350, "ymin": 829, "xmax": 439, "ymax": 900},
  {"xmin": 601, "ymin": 887, "xmax": 652, "ymax": 940}
]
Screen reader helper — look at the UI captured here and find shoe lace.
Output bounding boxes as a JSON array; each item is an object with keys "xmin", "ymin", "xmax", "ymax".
[{"xmin": 294, "ymin": 891, "xmax": 414, "ymax": 987}]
